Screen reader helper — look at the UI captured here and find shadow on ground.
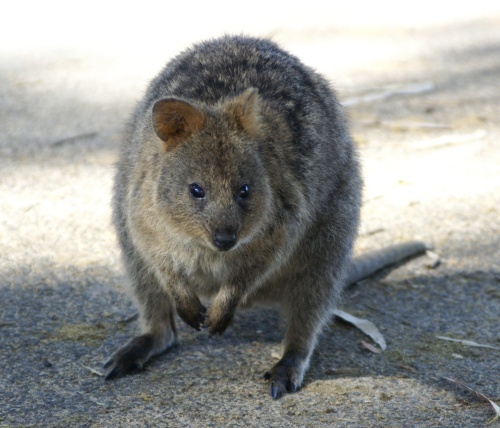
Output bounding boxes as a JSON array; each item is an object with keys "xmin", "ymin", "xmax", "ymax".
[{"xmin": 1, "ymin": 254, "xmax": 498, "ymax": 426}]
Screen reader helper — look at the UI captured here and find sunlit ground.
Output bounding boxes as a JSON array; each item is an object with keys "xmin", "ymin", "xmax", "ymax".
[{"xmin": 1, "ymin": 0, "xmax": 499, "ymax": 277}]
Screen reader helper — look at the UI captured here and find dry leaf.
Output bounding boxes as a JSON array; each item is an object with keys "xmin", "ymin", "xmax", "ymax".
[
  {"xmin": 361, "ymin": 340, "xmax": 381, "ymax": 354},
  {"xmin": 441, "ymin": 377, "xmax": 500, "ymax": 424},
  {"xmin": 436, "ymin": 336, "xmax": 500, "ymax": 350},
  {"xmin": 398, "ymin": 364, "xmax": 417, "ymax": 373},
  {"xmin": 333, "ymin": 309, "xmax": 387, "ymax": 350}
]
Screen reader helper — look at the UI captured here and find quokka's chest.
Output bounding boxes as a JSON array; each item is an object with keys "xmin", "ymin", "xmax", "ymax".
[{"xmin": 175, "ymin": 249, "xmax": 240, "ymax": 296}]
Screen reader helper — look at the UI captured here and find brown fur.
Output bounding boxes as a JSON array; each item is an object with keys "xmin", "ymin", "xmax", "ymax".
[{"xmin": 103, "ymin": 35, "xmax": 424, "ymax": 399}]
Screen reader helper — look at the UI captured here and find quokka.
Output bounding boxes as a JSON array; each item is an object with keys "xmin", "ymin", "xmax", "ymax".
[{"xmin": 104, "ymin": 35, "xmax": 426, "ymax": 398}]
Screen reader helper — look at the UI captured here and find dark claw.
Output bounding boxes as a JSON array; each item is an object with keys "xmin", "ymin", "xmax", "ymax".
[
  {"xmin": 205, "ymin": 311, "xmax": 234, "ymax": 336},
  {"xmin": 103, "ymin": 359, "xmax": 113, "ymax": 369},
  {"xmin": 264, "ymin": 358, "xmax": 301, "ymax": 398},
  {"xmin": 208, "ymin": 324, "xmax": 227, "ymax": 337},
  {"xmin": 104, "ymin": 366, "xmax": 120, "ymax": 380},
  {"xmin": 268, "ymin": 378, "xmax": 296, "ymax": 399},
  {"xmin": 178, "ymin": 304, "xmax": 207, "ymax": 331},
  {"xmin": 209, "ymin": 331, "xmax": 224, "ymax": 337},
  {"xmin": 194, "ymin": 313, "xmax": 206, "ymax": 330},
  {"xmin": 270, "ymin": 382, "xmax": 280, "ymax": 400}
]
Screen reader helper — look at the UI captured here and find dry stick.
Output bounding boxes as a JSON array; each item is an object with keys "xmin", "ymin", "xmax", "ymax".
[
  {"xmin": 119, "ymin": 313, "xmax": 139, "ymax": 324},
  {"xmin": 81, "ymin": 364, "xmax": 105, "ymax": 377},
  {"xmin": 50, "ymin": 132, "xmax": 98, "ymax": 147},
  {"xmin": 415, "ymin": 129, "xmax": 487, "ymax": 150},
  {"xmin": 441, "ymin": 377, "xmax": 500, "ymax": 424},
  {"xmin": 358, "ymin": 119, "xmax": 452, "ymax": 129},
  {"xmin": 342, "ymin": 81, "xmax": 435, "ymax": 107},
  {"xmin": 436, "ymin": 336, "xmax": 500, "ymax": 350}
]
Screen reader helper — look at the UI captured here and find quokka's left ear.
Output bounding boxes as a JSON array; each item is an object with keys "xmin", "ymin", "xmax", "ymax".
[
  {"xmin": 152, "ymin": 98, "xmax": 206, "ymax": 150},
  {"xmin": 225, "ymin": 88, "xmax": 261, "ymax": 135}
]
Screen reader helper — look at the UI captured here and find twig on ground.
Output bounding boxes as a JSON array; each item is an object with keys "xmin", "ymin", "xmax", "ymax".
[
  {"xmin": 81, "ymin": 364, "xmax": 104, "ymax": 377},
  {"xmin": 118, "ymin": 313, "xmax": 139, "ymax": 325},
  {"xmin": 441, "ymin": 377, "xmax": 500, "ymax": 424},
  {"xmin": 436, "ymin": 336, "xmax": 500, "ymax": 350},
  {"xmin": 414, "ymin": 129, "xmax": 487, "ymax": 150},
  {"xmin": 342, "ymin": 81, "xmax": 435, "ymax": 106},
  {"xmin": 50, "ymin": 132, "xmax": 98, "ymax": 147},
  {"xmin": 360, "ymin": 340, "xmax": 381, "ymax": 354}
]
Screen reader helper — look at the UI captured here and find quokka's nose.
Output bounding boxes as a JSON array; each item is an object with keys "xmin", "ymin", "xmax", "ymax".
[{"xmin": 213, "ymin": 229, "xmax": 237, "ymax": 251}]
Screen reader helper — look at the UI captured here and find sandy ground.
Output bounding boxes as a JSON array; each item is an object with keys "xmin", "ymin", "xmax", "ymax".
[{"xmin": 1, "ymin": 2, "xmax": 499, "ymax": 427}]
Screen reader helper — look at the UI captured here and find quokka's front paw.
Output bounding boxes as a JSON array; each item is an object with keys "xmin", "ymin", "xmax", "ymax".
[
  {"xmin": 203, "ymin": 306, "xmax": 235, "ymax": 336},
  {"xmin": 104, "ymin": 334, "xmax": 155, "ymax": 380},
  {"xmin": 176, "ymin": 300, "xmax": 207, "ymax": 331}
]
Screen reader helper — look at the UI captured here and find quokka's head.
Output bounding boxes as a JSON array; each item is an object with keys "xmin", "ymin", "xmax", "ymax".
[{"xmin": 150, "ymin": 88, "xmax": 272, "ymax": 252}]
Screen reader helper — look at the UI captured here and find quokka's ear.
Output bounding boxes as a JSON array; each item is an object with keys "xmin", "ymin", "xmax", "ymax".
[
  {"xmin": 152, "ymin": 98, "xmax": 205, "ymax": 149},
  {"xmin": 226, "ymin": 88, "xmax": 261, "ymax": 135}
]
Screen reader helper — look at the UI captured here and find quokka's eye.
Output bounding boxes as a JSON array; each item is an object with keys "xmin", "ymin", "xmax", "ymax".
[
  {"xmin": 238, "ymin": 184, "xmax": 250, "ymax": 200},
  {"xmin": 189, "ymin": 183, "xmax": 206, "ymax": 199}
]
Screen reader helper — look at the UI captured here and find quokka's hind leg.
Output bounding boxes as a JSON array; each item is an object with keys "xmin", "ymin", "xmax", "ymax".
[
  {"xmin": 264, "ymin": 275, "xmax": 340, "ymax": 399},
  {"xmin": 104, "ymin": 256, "xmax": 177, "ymax": 379}
]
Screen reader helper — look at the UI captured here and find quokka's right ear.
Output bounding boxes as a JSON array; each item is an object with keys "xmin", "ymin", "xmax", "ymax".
[
  {"xmin": 152, "ymin": 98, "xmax": 205, "ymax": 150},
  {"xmin": 225, "ymin": 88, "xmax": 261, "ymax": 135}
]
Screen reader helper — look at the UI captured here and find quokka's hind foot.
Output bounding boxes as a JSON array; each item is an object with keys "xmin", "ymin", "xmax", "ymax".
[
  {"xmin": 104, "ymin": 334, "xmax": 157, "ymax": 379},
  {"xmin": 104, "ymin": 326, "xmax": 176, "ymax": 380},
  {"xmin": 264, "ymin": 356, "xmax": 303, "ymax": 399}
]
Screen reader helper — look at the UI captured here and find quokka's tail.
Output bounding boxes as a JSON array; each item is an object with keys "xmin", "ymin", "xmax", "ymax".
[{"xmin": 346, "ymin": 241, "xmax": 428, "ymax": 285}]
